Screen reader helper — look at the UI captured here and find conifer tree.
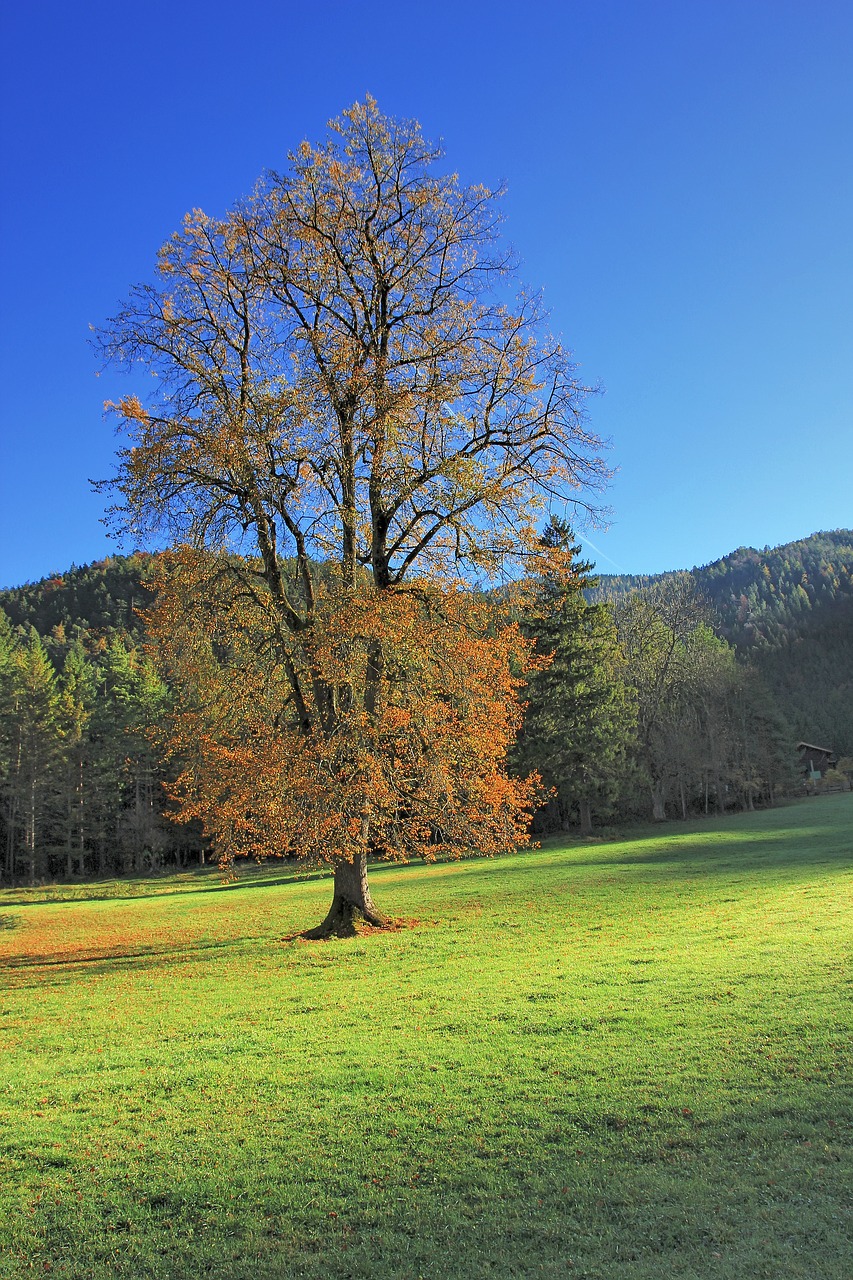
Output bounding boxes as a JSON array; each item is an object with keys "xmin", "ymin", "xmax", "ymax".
[
  {"xmin": 89, "ymin": 639, "xmax": 169, "ymax": 874},
  {"xmin": 60, "ymin": 639, "xmax": 99, "ymax": 876},
  {"xmin": 5, "ymin": 633, "xmax": 67, "ymax": 884},
  {"xmin": 514, "ymin": 520, "xmax": 636, "ymax": 834},
  {"xmin": 0, "ymin": 611, "xmax": 18, "ymax": 881}
]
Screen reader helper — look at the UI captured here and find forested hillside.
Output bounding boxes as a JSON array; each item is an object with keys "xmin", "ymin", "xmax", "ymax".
[
  {"xmin": 1, "ymin": 530, "xmax": 849, "ymax": 885},
  {"xmin": 0, "ymin": 553, "xmax": 155, "ymax": 640},
  {"xmin": 0, "ymin": 555, "xmax": 201, "ymax": 884},
  {"xmin": 593, "ymin": 530, "xmax": 853, "ymax": 753}
]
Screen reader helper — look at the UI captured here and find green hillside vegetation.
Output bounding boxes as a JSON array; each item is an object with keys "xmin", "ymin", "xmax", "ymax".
[
  {"xmin": 0, "ymin": 530, "xmax": 849, "ymax": 886},
  {"xmin": 518, "ymin": 532, "xmax": 797, "ymax": 832},
  {"xmin": 700, "ymin": 530, "xmax": 853, "ymax": 649},
  {"xmin": 1, "ymin": 796, "xmax": 850, "ymax": 1278},
  {"xmin": 594, "ymin": 530, "xmax": 853, "ymax": 754},
  {"xmin": 0, "ymin": 554, "xmax": 156, "ymax": 643}
]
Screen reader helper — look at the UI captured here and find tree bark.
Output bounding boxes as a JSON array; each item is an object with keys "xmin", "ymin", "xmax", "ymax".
[
  {"xmin": 302, "ymin": 851, "xmax": 390, "ymax": 939},
  {"xmin": 651, "ymin": 781, "xmax": 667, "ymax": 822},
  {"xmin": 578, "ymin": 797, "xmax": 593, "ymax": 836}
]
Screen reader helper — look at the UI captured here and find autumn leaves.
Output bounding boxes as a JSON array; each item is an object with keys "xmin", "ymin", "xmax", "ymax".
[{"xmin": 96, "ymin": 100, "xmax": 608, "ymax": 928}]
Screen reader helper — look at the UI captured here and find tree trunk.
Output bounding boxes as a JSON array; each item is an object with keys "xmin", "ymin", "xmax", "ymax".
[
  {"xmin": 578, "ymin": 797, "xmax": 593, "ymax": 837},
  {"xmin": 303, "ymin": 851, "xmax": 390, "ymax": 939},
  {"xmin": 77, "ymin": 759, "xmax": 85, "ymax": 875},
  {"xmin": 29, "ymin": 782, "xmax": 36, "ymax": 887},
  {"xmin": 6, "ymin": 796, "xmax": 18, "ymax": 886},
  {"xmin": 651, "ymin": 781, "xmax": 667, "ymax": 822}
]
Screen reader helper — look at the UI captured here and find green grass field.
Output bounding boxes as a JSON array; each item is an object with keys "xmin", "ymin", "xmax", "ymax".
[{"xmin": 1, "ymin": 795, "xmax": 851, "ymax": 1279}]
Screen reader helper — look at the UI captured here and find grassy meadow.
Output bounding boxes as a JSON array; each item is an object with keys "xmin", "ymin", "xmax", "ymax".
[{"xmin": 1, "ymin": 795, "xmax": 851, "ymax": 1279}]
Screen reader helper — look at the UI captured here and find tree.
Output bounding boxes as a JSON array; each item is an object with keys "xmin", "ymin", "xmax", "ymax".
[
  {"xmin": 723, "ymin": 662, "xmax": 795, "ymax": 809},
  {"xmin": 616, "ymin": 581, "xmax": 793, "ymax": 821},
  {"xmin": 2, "ymin": 633, "xmax": 67, "ymax": 885},
  {"xmin": 513, "ymin": 520, "xmax": 635, "ymax": 835},
  {"xmin": 838, "ymin": 756, "xmax": 853, "ymax": 784},
  {"xmin": 97, "ymin": 99, "xmax": 608, "ymax": 935},
  {"xmin": 59, "ymin": 638, "xmax": 99, "ymax": 878},
  {"xmin": 615, "ymin": 575, "xmax": 706, "ymax": 820},
  {"xmin": 0, "ymin": 610, "xmax": 18, "ymax": 882},
  {"xmin": 88, "ymin": 638, "xmax": 170, "ymax": 876}
]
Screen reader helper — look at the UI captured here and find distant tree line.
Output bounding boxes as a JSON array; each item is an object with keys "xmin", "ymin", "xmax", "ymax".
[
  {"xmin": 514, "ymin": 523, "xmax": 796, "ymax": 834},
  {"xmin": 0, "ymin": 558, "xmax": 204, "ymax": 885},
  {"xmin": 2, "ymin": 530, "xmax": 848, "ymax": 883}
]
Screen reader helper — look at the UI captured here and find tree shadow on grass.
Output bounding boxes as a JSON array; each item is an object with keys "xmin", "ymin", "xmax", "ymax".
[
  {"xmin": 0, "ymin": 867, "xmax": 333, "ymax": 909},
  {"xmin": 371, "ymin": 826, "xmax": 849, "ymax": 897},
  {"xmin": 5, "ymin": 797, "xmax": 850, "ymax": 910},
  {"xmin": 0, "ymin": 933, "xmax": 280, "ymax": 989}
]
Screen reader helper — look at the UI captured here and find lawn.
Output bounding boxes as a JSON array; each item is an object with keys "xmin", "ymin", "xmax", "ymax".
[{"xmin": 1, "ymin": 795, "xmax": 851, "ymax": 1279}]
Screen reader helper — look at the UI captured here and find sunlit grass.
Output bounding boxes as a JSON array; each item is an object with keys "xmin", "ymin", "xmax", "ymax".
[{"xmin": 1, "ymin": 795, "xmax": 851, "ymax": 1278}]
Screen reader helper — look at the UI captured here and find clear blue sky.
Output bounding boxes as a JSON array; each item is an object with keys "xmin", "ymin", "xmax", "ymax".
[{"xmin": 1, "ymin": 0, "xmax": 851, "ymax": 588}]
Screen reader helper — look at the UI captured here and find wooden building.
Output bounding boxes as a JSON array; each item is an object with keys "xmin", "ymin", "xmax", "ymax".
[{"xmin": 797, "ymin": 742, "xmax": 838, "ymax": 779}]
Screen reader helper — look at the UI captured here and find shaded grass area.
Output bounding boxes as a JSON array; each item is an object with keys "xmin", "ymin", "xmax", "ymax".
[{"xmin": 1, "ymin": 796, "xmax": 851, "ymax": 1278}]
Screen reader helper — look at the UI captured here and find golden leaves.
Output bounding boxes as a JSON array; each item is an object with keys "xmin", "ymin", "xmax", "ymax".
[{"xmin": 148, "ymin": 553, "xmax": 540, "ymax": 869}]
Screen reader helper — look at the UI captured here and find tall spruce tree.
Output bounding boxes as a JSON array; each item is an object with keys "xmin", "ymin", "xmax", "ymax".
[
  {"xmin": 89, "ymin": 638, "xmax": 169, "ymax": 875},
  {"xmin": 0, "ymin": 611, "xmax": 18, "ymax": 881},
  {"xmin": 514, "ymin": 520, "xmax": 636, "ymax": 834},
  {"xmin": 60, "ymin": 639, "xmax": 100, "ymax": 877},
  {"xmin": 5, "ymin": 633, "xmax": 67, "ymax": 884}
]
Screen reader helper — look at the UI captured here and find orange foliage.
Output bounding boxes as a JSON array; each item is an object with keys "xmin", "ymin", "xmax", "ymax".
[
  {"xmin": 148, "ymin": 549, "xmax": 542, "ymax": 870},
  {"xmin": 95, "ymin": 101, "xmax": 609, "ymax": 913}
]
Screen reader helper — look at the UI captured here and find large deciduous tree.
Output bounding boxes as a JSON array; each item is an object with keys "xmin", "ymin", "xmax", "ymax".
[
  {"xmin": 615, "ymin": 575, "xmax": 707, "ymax": 821},
  {"xmin": 97, "ymin": 99, "xmax": 608, "ymax": 934},
  {"xmin": 616, "ymin": 580, "xmax": 792, "ymax": 820}
]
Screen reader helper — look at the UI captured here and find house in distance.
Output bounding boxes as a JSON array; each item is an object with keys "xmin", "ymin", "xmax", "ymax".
[{"xmin": 797, "ymin": 742, "xmax": 838, "ymax": 780}]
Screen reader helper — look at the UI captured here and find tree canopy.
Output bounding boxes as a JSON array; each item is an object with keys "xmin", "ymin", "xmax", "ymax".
[
  {"xmin": 96, "ymin": 99, "xmax": 610, "ymax": 934},
  {"xmin": 513, "ymin": 521, "xmax": 636, "ymax": 835}
]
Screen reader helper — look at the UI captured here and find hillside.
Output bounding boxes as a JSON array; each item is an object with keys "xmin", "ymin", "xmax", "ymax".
[
  {"xmin": 593, "ymin": 529, "xmax": 853, "ymax": 754},
  {"xmin": 0, "ymin": 553, "xmax": 156, "ymax": 642},
  {"xmin": 3, "ymin": 530, "xmax": 852, "ymax": 754}
]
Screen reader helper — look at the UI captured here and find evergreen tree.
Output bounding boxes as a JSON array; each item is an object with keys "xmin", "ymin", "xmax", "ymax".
[
  {"xmin": 514, "ymin": 521, "xmax": 636, "ymax": 834},
  {"xmin": 60, "ymin": 640, "xmax": 100, "ymax": 877},
  {"xmin": 89, "ymin": 638, "xmax": 169, "ymax": 874},
  {"xmin": 3, "ymin": 632, "xmax": 67, "ymax": 884},
  {"xmin": 0, "ymin": 611, "xmax": 19, "ymax": 881}
]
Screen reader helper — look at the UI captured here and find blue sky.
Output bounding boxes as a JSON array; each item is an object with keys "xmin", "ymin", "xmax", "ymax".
[{"xmin": 1, "ymin": 0, "xmax": 851, "ymax": 587}]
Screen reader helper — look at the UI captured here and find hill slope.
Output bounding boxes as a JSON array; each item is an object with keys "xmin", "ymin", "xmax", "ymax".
[
  {"xmin": 0, "ymin": 553, "xmax": 156, "ymax": 641},
  {"xmin": 595, "ymin": 530, "xmax": 853, "ymax": 754},
  {"xmin": 3, "ymin": 531, "xmax": 852, "ymax": 753}
]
